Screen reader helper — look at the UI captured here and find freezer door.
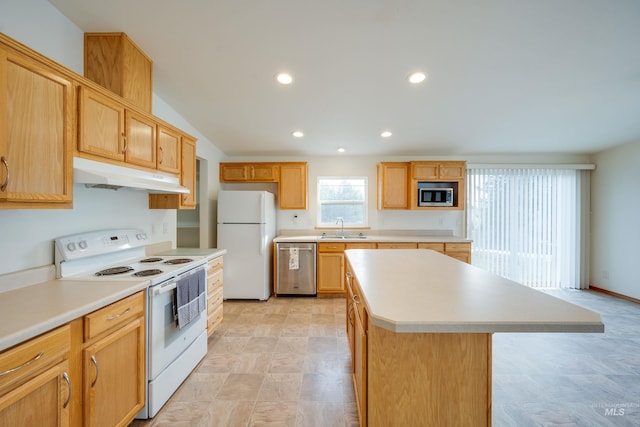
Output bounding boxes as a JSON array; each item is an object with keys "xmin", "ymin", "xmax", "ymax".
[
  {"xmin": 218, "ymin": 223, "xmax": 271, "ymax": 300},
  {"xmin": 276, "ymin": 243, "xmax": 317, "ymax": 295},
  {"xmin": 218, "ymin": 190, "xmax": 274, "ymax": 224}
]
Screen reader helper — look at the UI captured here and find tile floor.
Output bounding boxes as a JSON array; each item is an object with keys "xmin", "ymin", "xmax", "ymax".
[{"xmin": 130, "ymin": 290, "xmax": 640, "ymax": 426}]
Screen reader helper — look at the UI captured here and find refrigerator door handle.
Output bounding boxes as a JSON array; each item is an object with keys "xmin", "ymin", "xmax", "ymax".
[{"xmin": 260, "ymin": 223, "xmax": 265, "ymax": 255}]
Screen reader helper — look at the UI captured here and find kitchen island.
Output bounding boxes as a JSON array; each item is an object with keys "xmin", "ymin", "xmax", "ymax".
[{"xmin": 344, "ymin": 249, "xmax": 603, "ymax": 427}]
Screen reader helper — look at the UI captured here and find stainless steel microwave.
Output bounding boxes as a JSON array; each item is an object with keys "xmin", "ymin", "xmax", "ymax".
[{"xmin": 418, "ymin": 187, "xmax": 454, "ymax": 207}]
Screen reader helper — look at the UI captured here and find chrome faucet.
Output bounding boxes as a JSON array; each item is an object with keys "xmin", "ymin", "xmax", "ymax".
[{"xmin": 336, "ymin": 217, "xmax": 344, "ymax": 236}]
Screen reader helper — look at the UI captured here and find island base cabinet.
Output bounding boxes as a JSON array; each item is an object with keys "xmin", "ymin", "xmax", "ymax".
[{"xmin": 366, "ymin": 327, "xmax": 492, "ymax": 427}]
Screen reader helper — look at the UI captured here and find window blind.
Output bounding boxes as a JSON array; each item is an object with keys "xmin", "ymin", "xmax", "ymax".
[{"xmin": 466, "ymin": 168, "xmax": 589, "ymax": 289}]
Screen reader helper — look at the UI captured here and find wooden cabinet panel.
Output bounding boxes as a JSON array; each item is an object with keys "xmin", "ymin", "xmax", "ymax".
[
  {"xmin": 411, "ymin": 161, "xmax": 466, "ymax": 180},
  {"xmin": 124, "ymin": 110, "xmax": 156, "ymax": 169},
  {"xmin": 279, "ymin": 163, "xmax": 307, "ymax": 210},
  {"xmin": 354, "ymin": 306, "xmax": 367, "ymax": 427},
  {"xmin": 376, "ymin": 242, "xmax": 418, "ymax": 249},
  {"xmin": 207, "ymin": 256, "xmax": 224, "ymax": 336},
  {"xmin": 156, "ymin": 125, "xmax": 181, "ymax": 174},
  {"xmin": 84, "ymin": 32, "xmax": 152, "ymax": 113},
  {"xmin": 411, "ymin": 163, "xmax": 439, "ymax": 180},
  {"xmin": 418, "ymin": 242, "xmax": 471, "ymax": 263},
  {"xmin": 377, "ymin": 162, "xmax": 409, "ymax": 209},
  {"xmin": 317, "ymin": 252, "xmax": 344, "ymax": 293},
  {"xmin": 220, "ymin": 163, "xmax": 249, "ymax": 181},
  {"xmin": 318, "ymin": 242, "xmax": 346, "ymax": 252},
  {"xmin": 83, "ymin": 292, "xmax": 144, "ymax": 341},
  {"xmin": 417, "ymin": 242, "xmax": 445, "ymax": 252},
  {"xmin": 438, "ymin": 162, "xmax": 466, "ymax": 179},
  {"xmin": 78, "ymin": 86, "xmax": 125, "ymax": 162},
  {"xmin": 0, "ymin": 361, "xmax": 70, "ymax": 427},
  {"xmin": 148, "ymin": 135, "xmax": 198, "ymax": 210},
  {"xmin": 251, "ymin": 163, "xmax": 278, "ymax": 181},
  {"xmin": 83, "ymin": 317, "xmax": 145, "ymax": 427},
  {"xmin": 0, "ymin": 44, "xmax": 73, "ymax": 207}
]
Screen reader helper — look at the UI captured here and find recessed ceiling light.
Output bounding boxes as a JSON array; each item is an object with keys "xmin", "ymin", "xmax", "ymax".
[
  {"xmin": 380, "ymin": 131, "xmax": 392, "ymax": 138},
  {"xmin": 276, "ymin": 73, "xmax": 293, "ymax": 85},
  {"xmin": 337, "ymin": 148, "xmax": 345, "ymax": 153},
  {"xmin": 408, "ymin": 72, "xmax": 427, "ymax": 84},
  {"xmin": 292, "ymin": 131, "xmax": 304, "ymax": 138}
]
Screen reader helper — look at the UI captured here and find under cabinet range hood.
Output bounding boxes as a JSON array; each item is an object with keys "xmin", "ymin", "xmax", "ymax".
[{"xmin": 73, "ymin": 157, "xmax": 190, "ymax": 194}]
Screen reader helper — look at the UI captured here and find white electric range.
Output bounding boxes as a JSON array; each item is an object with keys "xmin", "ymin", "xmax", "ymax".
[{"xmin": 54, "ymin": 229, "xmax": 209, "ymax": 419}]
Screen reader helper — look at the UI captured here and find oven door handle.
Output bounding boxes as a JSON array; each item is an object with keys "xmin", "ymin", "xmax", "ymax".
[{"xmin": 152, "ymin": 282, "xmax": 177, "ymax": 296}]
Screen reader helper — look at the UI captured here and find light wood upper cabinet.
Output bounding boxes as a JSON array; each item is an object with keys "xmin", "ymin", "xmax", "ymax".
[
  {"xmin": 411, "ymin": 161, "xmax": 466, "ymax": 180},
  {"xmin": 377, "ymin": 162, "xmax": 409, "ymax": 209},
  {"xmin": 78, "ymin": 85, "xmax": 125, "ymax": 162},
  {"xmin": 219, "ymin": 162, "xmax": 279, "ymax": 182},
  {"xmin": 124, "ymin": 110, "xmax": 156, "ymax": 169},
  {"xmin": 148, "ymin": 135, "xmax": 198, "ymax": 210},
  {"xmin": 156, "ymin": 125, "xmax": 181, "ymax": 174},
  {"xmin": 84, "ymin": 32, "xmax": 153, "ymax": 113},
  {"xmin": 0, "ymin": 40, "xmax": 73, "ymax": 208},
  {"xmin": 278, "ymin": 162, "xmax": 307, "ymax": 210},
  {"xmin": 180, "ymin": 136, "xmax": 197, "ymax": 209}
]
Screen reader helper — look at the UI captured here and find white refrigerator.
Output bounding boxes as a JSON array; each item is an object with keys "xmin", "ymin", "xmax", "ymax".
[{"xmin": 217, "ymin": 190, "xmax": 276, "ymax": 300}]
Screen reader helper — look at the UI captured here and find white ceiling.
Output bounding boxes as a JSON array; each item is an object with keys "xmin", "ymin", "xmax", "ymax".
[{"xmin": 49, "ymin": 0, "xmax": 640, "ymax": 157}]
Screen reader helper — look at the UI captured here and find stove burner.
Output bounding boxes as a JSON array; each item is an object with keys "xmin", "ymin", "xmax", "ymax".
[
  {"xmin": 163, "ymin": 258, "xmax": 194, "ymax": 265},
  {"xmin": 133, "ymin": 269, "xmax": 164, "ymax": 277},
  {"xmin": 140, "ymin": 257, "xmax": 163, "ymax": 263},
  {"xmin": 95, "ymin": 266, "xmax": 134, "ymax": 276}
]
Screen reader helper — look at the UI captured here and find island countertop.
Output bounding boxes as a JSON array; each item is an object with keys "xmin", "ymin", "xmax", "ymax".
[{"xmin": 345, "ymin": 249, "xmax": 604, "ymax": 334}]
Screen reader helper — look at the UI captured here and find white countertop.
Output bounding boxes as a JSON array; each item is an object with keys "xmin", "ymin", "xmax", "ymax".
[
  {"xmin": 154, "ymin": 248, "xmax": 227, "ymax": 259},
  {"xmin": 345, "ymin": 249, "xmax": 604, "ymax": 334},
  {"xmin": 274, "ymin": 234, "xmax": 471, "ymax": 243},
  {"xmin": 0, "ymin": 279, "xmax": 149, "ymax": 352}
]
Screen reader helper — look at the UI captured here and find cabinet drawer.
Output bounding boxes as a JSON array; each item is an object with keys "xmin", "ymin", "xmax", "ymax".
[
  {"xmin": 208, "ymin": 268, "xmax": 223, "ymax": 293},
  {"xmin": 345, "ymin": 242, "xmax": 377, "ymax": 250},
  {"xmin": 318, "ymin": 242, "xmax": 346, "ymax": 252},
  {"xmin": 84, "ymin": 292, "xmax": 144, "ymax": 341},
  {"xmin": 208, "ymin": 286, "xmax": 223, "ymax": 310},
  {"xmin": 417, "ymin": 242, "xmax": 445, "ymax": 252},
  {"xmin": 208, "ymin": 256, "xmax": 223, "ymax": 271},
  {"xmin": 445, "ymin": 243, "xmax": 471, "ymax": 253},
  {"xmin": 377, "ymin": 242, "xmax": 417, "ymax": 249},
  {"xmin": 0, "ymin": 324, "xmax": 70, "ymax": 393}
]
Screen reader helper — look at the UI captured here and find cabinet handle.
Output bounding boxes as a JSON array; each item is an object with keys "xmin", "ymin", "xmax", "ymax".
[
  {"xmin": 352, "ymin": 294, "xmax": 361, "ymax": 305},
  {"xmin": 345, "ymin": 272, "xmax": 352, "ymax": 288},
  {"xmin": 90, "ymin": 355, "xmax": 99, "ymax": 387},
  {"xmin": 122, "ymin": 132, "xmax": 127, "ymax": 154},
  {"xmin": 1, "ymin": 156, "xmax": 9, "ymax": 192},
  {"xmin": 106, "ymin": 307, "xmax": 131, "ymax": 321},
  {"xmin": 159, "ymin": 146, "xmax": 164, "ymax": 164},
  {"xmin": 347, "ymin": 303, "xmax": 354, "ymax": 326},
  {"xmin": 0, "ymin": 351, "xmax": 44, "ymax": 377},
  {"xmin": 62, "ymin": 372, "xmax": 71, "ymax": 409}
]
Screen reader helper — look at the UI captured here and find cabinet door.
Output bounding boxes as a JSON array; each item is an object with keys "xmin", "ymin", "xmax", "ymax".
[
  {"xmin": 346, "ymin": 273, "xmax": 356, "ymax": 368},
  {"xmin": 124, "ymin": 110, "xmax": 156, "ymax": 169},
  {"xmin": 84, "ymin": 318, "xmax": 145, "ymax": 427},
  {"xmin": 250, "ymin": 163, "xmax": 278, "ymax": 181},
  {"xmin": 180, "ymin": 136, "xmax": 197, "ymax": 209},
  {"xmin": 0, "ymin": 361, "xmax": 71, "ymax": 427},
  {"xmin": 220, "ymin": 163, "xmax": 249, "ymax": 181},
  {"xmin": 354, "ymin": 308, "xmax": 367, "ymax": 427},
  {"xmin": 317, "ymin": 252, "xmax": 344, "ymax": 293},
  {"xmin": 376, "ymin": 242, "xmax": 418, "ymax": 249},
  {"xmin": 411, "ymin": 162, "xmax": 439, "ymax": 180},
  {"xmin": 377, "ymin": 163, "xmax": 409, "ymax": 209},
  {"xmin": 439, "ymin": 162, "xmax": 466, "ymax": 180},
  {"xmin": 0, "ymin": 49, "xmax": 73, "ymax": 206},
  {"xmin": 417, "ymin": 242, "xmax": 445, "ymax": 253},
  {"xmin": 279, "ymin": 163, "xmax": 307, "ymax": 210},
  {"xmin": 156, "ymin": 125, "xmax": 181, "ymax": 174},
  {"xmin": 78, "ymin": 86, "xmax": 125, "ymax": 162}
]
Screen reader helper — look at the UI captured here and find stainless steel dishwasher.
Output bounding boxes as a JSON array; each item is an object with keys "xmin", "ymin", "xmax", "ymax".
[{"xmin": 276, "ymin": 242, "xmax": 317, "ymax": 295}]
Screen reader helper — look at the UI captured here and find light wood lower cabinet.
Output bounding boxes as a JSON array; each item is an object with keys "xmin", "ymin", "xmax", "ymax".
[
  {"xmin": 376, "ymin": 242, "xmax": 417, "ymax": 249},
  {"xmin": 0, "ymin": 325, "xmax": 72, "ymax": 426},
  {"xmin": 417, "ymin": 242, "xmax": 471, "ymax": 263},
  {"xmin": 346, "ymin": 264, "xmax": 490, "ymax": 427},
  {"xmin": 82, "ymin": 292, "xmax": 145, "ymax": 427},
  {"xmin": 318, "ymin": 242, "xmax": 376, "ymax": 296},
  {"xmin": 207, "ymin": 256, "xmax": 224, "ymax": 336}
]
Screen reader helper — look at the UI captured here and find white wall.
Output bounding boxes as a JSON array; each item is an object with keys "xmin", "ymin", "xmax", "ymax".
[
  {"xmin": 0, "ymin": 0, "xmax": 223, "ymax": 278},
  {"xmin": 590, "ymin": 140, "xmax": 640, "ymax": 300}
]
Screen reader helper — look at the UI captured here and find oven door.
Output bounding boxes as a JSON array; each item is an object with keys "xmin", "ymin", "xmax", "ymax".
[{"xmin": 147, "ymin": 268, "xmax": 207, "ymax": 380}]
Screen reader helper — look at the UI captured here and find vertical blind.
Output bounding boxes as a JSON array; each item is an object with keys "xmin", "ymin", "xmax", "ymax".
[{"xmin": 466, "ymin": 168, "xmax": 589, "ymax": 289}]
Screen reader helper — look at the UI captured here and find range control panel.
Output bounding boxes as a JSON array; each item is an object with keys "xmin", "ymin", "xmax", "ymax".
[{"xmin": 55, "ymin": 229, "xmax": 148, "ymax": 261}]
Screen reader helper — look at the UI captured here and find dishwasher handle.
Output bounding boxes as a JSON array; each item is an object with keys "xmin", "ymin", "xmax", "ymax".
[{"xmin": 278, "ymin": 247, "xmax": 314, "ymax": 251}]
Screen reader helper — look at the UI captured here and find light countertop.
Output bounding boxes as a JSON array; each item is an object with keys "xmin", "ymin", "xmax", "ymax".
[
  {"xmin": 0, "ymin": 279, "xmax": 149, "ymax": 352},
  {"xmin": 274, "ymin": 234, "xmax": 471, "ymax": 243},
  {"xmin": 345, "ymin": 249, "xmax": 604, "ymax": 334}
]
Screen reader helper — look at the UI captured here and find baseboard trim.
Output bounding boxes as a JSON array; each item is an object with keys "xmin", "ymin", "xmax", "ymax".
[{"xmin": 589, "ymin": 286, "xmax": 640, "ymax": 304}]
